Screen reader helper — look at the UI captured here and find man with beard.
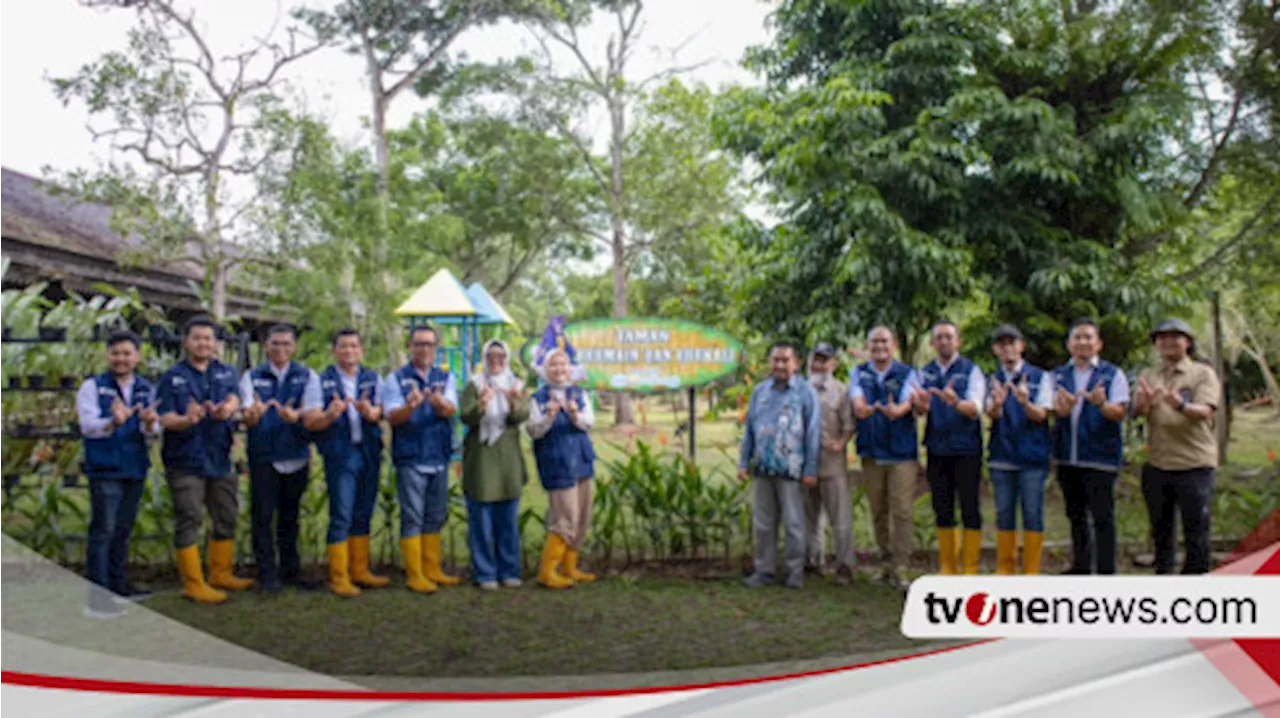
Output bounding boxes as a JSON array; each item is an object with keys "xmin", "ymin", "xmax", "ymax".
[{"xmin": 803, "ymin": 343, "xmax": 856, "ymax": 584}]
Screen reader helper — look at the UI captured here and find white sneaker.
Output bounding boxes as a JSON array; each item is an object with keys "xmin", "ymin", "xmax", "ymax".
[
  {"xmin": 501, "ymin": 578, "xmax": 523, "ymax": 588},
  {"xmin": 478, "ymin": 581, "xmax": 499, "ymax": 591}
]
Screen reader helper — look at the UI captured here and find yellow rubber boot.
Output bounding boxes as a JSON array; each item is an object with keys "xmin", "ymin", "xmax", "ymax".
[
  {"xmin": 538, "ymin": 534, "xmax": 575, "ymax": 589},
  {"xmin": 400, "ymin": 536, "xmax": 437, "ymax": 594},
  {"xmin": 561, "ymin": 548, "xmax": 597, "ymax": 583},
  {"xmin": 937, "ymin": 528, "xmax": 959, "ymax": 575},
  {"xmin": 996, "ymin": 531, "xmax": 1018, "ymax": 575},
  {"xmin": 962, "ymin": 529, "xmax": 983, "ymax": 575},
  {"xmin": 421, "ymin": 533, "xmax": 462, "ymax": 586},
  {"xmin": 348, "ymin": 535, "xmax": 390, "ymax": 588},
  {"xmin": 207, "ymin": 539, "xmax": 255, "ymax": 591},
  {"xmin": 1022, "ymin": 531, "xmax": 1045, "ymax": 575},
  {"xmin": 327, "ymin": 542, "xmax": 361, "ymax": 597},
  {"xmin": 176, "ymin": 544, "xmax": 227, "ymax": 604}
]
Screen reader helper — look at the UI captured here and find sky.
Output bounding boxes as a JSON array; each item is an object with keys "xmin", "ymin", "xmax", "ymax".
[{"xmin": 0, "ymin": 0, "xmax": 775, "ymax": 179}]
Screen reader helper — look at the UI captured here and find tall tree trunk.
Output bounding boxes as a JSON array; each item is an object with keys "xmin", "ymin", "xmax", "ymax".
[
  {"xmin": 1211, "ymin": 291, "xmax": 1229, "ymax": 463},
  {"xmin": 365, "ymin": 44, "xmax": 403, "ymax": 368},
  {"xmin": 609, "ymin": 93, "xmax": 634, "ymax": 426},
  {"xmin": 210, "ymin": 262, "xmax": 229, "ymax": 324}
]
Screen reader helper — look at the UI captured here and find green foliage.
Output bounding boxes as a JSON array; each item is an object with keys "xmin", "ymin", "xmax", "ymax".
[
  {"xmin": 713, "ymin": 0, "xmax": 1274, "ymax": 366},
  {"xmin": 595, "ymin": 441, "xmax": 751, "ymax": 564}
]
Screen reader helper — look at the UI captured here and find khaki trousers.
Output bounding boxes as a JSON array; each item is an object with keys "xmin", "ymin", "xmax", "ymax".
[
  {"xmin": 804, "ymin": 475, "xmax": 855, "ymax": 570},
  {"xmin": 547, "ymin": 479, "xmax": 594, "ymax": 550},
  {"xmin": 861, "ymin": 458, "xmax": 917, "ymax": 571}
]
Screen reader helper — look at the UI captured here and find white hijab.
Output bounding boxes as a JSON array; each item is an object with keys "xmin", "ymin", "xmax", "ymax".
[{"xmin": 472, "ymin": 339, "xmax": 519, "ymax": 446}]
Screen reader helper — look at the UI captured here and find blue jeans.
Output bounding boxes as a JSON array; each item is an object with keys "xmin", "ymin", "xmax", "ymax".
[
  {"xmin": 467, "ymin": 497, "xmax": 521, "ymax": 583},
  {"xmin": 350, "ymin": 446, "xmax": 382, "ymax": 538},
  {"xmin": 396, "ymin": 465, "xmax": 449, "ymax": 537},
  {"xmin": 86, "ymin": 477, "xmax": 145, "ymax": 593},
  {"xmin": 323, "ymin": 445, "xmax": 383, "ymax": 544},
  {"xmin": 990, "ymin": 467, "xmax": 1048, "ymax": 531}
]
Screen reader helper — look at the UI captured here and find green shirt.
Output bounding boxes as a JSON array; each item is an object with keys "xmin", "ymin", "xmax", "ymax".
[{"xmin": 460, "ymin": 381, "xmax": 530, "ymax": 502}]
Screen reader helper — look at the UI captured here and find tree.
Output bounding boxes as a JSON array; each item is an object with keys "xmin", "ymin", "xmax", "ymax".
[
  {"xmin": 714, "ymin": 0, "xmax": 1254, "ymax": 367},
  {"xmin": 51, "ymin": 0, "xmax": 327, "ymax": 321},
  {"xmin": 387, "ymin": 108, "xmax": 599, "ymax": 300},
  {"xmin": 525, "ymin": 0, "xmax": 721, "ymax": 423},
  {"xmin": 298, "ymin": 0, "xmax": 546, "ymax": 363}
]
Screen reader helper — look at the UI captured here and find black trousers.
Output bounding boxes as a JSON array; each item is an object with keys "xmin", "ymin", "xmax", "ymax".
[
  {"xmin": 1141, "ymin": 465, "xmax": 1215, "ymax": 575},
  {"xmin": 1058, "ymin": 466, "xmax": 1117, "ymax": 574},
  {"xmin": 928, "ymin": 455, "xmax": 983, "ymax": 530},
  {"xmin": 250, "ymin": 463, "xmax": 310, "ymax": 582}
]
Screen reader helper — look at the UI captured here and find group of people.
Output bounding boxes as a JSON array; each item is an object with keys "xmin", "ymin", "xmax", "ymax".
[
  {"xmin": 739, "ymin": 318, "xmax": 1221, "ymax": 590},
  {"xmin": 76, "ymin": 316, "xmax": 599, "ymax": 617}
]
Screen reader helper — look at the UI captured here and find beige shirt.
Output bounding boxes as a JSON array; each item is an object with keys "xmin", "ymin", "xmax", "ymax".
[
  {"xmin": 1141, "ymin": 357, "xmax": 1221, "ymax": 471},
  {"xmin": 811, "ymin": 377, "xmax": 854, "ymax": 479}
]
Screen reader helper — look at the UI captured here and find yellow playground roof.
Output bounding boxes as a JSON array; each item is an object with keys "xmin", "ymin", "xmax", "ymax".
[{"xmin": 394, "ymin": 269, "xmax": 478, "ymax": 317}]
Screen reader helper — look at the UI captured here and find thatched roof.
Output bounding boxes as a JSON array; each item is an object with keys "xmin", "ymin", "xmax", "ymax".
[{"xmin": 1, "ymin": 167, "xmax": 274, "ymax": 322}]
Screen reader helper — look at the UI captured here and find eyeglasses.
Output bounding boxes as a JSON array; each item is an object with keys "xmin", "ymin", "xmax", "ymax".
[{"xmin": 411, "ymin": 341, "xmax": 437, "ymax": 348}]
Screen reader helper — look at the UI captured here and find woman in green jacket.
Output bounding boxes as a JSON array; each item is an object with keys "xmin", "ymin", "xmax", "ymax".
[{"xmin": 460, "ymin": 340, "xmax": 529, "ymax": 589}]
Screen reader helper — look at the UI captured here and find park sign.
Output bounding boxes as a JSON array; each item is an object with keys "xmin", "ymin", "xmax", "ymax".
[{"xmin": 523, "ymin": 317, "xmax": 743, "ymax": 394}]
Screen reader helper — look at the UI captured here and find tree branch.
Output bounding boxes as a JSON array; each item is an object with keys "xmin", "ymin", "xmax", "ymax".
[{"xmin": 1175, "ymin": 192, "xmax": 1280, "ymax": 282}]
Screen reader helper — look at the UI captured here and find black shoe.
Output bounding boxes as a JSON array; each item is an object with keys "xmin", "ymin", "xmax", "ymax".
[
  {"xmin": 259, "ymin": 577, "xmax": 285, "ymax": 594},
  {"xmin": 1059, "ymin": 567, "xmax": 1090, "ymax": 575},
  {"xmin": 283, "ymin": 576, "xmax": 324, "ymax": 591},
  {"xmin": 112, "ymin": 582, "xmax": 153, "ymax": 605}
]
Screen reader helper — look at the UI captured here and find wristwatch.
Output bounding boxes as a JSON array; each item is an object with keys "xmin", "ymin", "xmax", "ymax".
[{"xmin": 1179, "ymin": 395, "xmax": 1190, "ymax": 412}]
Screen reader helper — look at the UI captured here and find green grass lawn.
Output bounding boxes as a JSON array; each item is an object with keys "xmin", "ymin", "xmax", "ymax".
[{"xmin": 138, "ymin": 571, "xmax": 925, "ymax": 684}]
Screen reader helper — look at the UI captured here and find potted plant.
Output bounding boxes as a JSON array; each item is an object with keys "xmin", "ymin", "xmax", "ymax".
[
  {"xmin": 6, "ymin": 376, "xmax": 19, "ymax": 389},
  {"xmin": 60, "ymin": 376, "xmax": 79, "ymax": 390},
  {"xmin": 25, "ymin": 376, "xmax": 45, "ymax": 390},
  {"xmin": 38, "ymin": 326, "xmax": 66, "ymax": 342}
]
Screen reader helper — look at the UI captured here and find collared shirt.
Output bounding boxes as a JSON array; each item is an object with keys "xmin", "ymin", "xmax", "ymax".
[
  {"xmin": 383, "ymin": 367, "xmax": 458, "ymax": 474},
  {"xmin": 739, "ymin": 374, "xmax": 822, "ymax": 479},
  {"xmin": 76, "ymin": 375, "xmax": 161, "ymax": 439},
  {"xmin": 992, "ymin": 361, "xmax": 1055, "ymax": 409},
  {"xmin": 929, "ymin": 354, "xmax": 988, "ymax": 413},
  {"xmin": 848, "ymin": 364, "xmax": 918, "ymax": 404},
  {"xmin": 1065, "ymin": 356, "xmax": 1130, "ymax": 467},
  {"xmin": 241, "ymin": 362, "xmax": 316, "ymax": 474},
  {"xmin": 810, "ymin": 376, "xmax": 853, "ymax": 479},
  {"xmin": 1140, "ymin": 357, "xmax": 1221, "ymax": 471},
  {"xmin": 302, "ymin": 366, "xmax": 373, "ymax": 445},
  {"xmin": 988, "ymin": 361, "xmax": 1054, "ymax": 471},
  {"xmin": 847, "ymin": 363, "xmax": 918, "ymax": 465}
]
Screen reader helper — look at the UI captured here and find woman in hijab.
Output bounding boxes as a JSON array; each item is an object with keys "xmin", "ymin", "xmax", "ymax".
[
  {"xmin": 526, "ymin": 348, "xmax": 599, "ymax": 589},
  {"xmin": 460, "ymin": 340, "xmax": 529, "ymax": 590}
]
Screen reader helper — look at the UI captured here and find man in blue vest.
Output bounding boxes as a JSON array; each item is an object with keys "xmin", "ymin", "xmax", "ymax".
[
  {"xmin": 738, "ymin": 341, "xmax": 821, "ymax": 590},
  {"xmin": 1052, "ymin": 318, "xmax": 1130, "ymax": 575},
  {"xmin": 985, "ymin": 324, "xmax": 1053, "ymax": 575},
  {"xmin": 911, "ymin": 321, "xmax": 987, "ymax": 575},
  {"xmin": 239, "ymin": 324, "xmax": 317, "ymax": 594},
  {"xmin": 849, "ymin": 327, "xmax": 919, "ymax": 589},
  {"xmin": 156, "ymin": 315, "xmax": 250, "ymax": 603},
  {"xmin": 384, "ymin": 325, "xmax": 461, "ymax": 592},
  {"xmin": 77, "ymin": 330, "xmax": 160, "ymax": 618},
  {"xmin": 303, "ymin": 328, "xmax": 390, "ymax": 596}
]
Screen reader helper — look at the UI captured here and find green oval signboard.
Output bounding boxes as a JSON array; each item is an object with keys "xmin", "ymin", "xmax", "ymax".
[{"xmin": 522, "ymin": 317, "xmax": 743, "ymax": 394}]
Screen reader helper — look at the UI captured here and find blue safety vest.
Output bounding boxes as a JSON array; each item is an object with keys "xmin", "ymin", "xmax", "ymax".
[
  {"xmin": 1052, "ymin": 360, "xmax": 1124, "ymax": 470},
  {"xmin": 159, "ymin": 359, "xmax": 239, "ymax": 477},
  {"xmin": 530, "ymin": 385, "xmax": 596, "ymax": 491},
  {"xmin": 853, "ymin": 361, "xmax": 919, "ymax": 462},
  {"xmin": 245, "ymin": 362, "xmax": 312, "ymax": 466},
  {"xmin": 83, "ymin": 372, "xmax": 154, "ymax": 481},
  {"xmin": 987, "ymin": 364, "xmax": 1051, "ymax": 469},
  {"xmin": 313, "ymin": 364, "xmax": 384, "ymax": 465},
  {"xmin": 920, "ymin": 356, "xmax": 983, "ymax": 457},
  {"xmin": 389, "ymin": 364, "xmax": 454, "ymax": 469}
]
